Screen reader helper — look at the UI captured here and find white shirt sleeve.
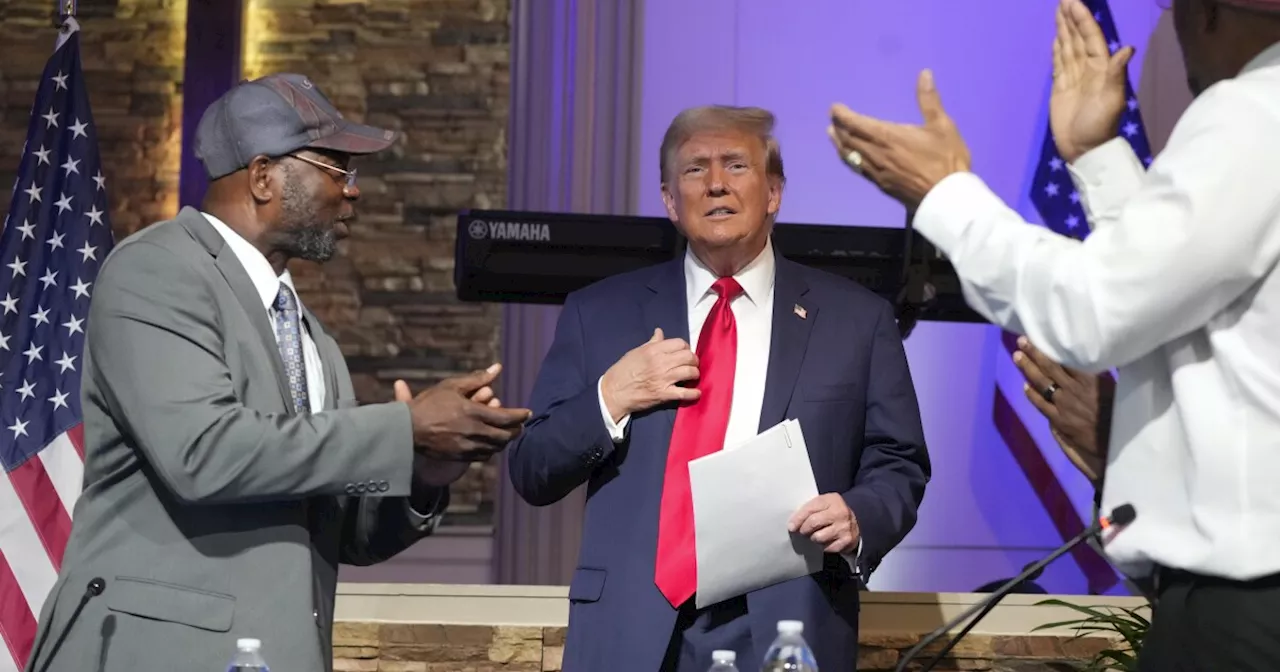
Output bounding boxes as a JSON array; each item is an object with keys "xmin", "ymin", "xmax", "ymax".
[
  {"xmin": 1067, "ymin": 136, "xmax": 1147, "ymax": 233},
  {"xmin": 912, "ymin": 83, "xmax": 1280, "ymax": 372},
  {"xmin": 597, "ymin": 376, "xmax": 630, "ymax": 442}
]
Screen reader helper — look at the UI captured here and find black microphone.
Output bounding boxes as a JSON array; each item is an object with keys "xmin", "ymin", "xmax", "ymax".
[
  {"xmin": 35, "ymin": 576, "xmax": 105, "ymax": 672},
  {"xmin": 893, "ymin": 504, "xmax": 1137, "ymax": 672}
]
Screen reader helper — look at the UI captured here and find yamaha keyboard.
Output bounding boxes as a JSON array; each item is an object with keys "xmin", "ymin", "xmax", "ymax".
[{"xmin": 453, "ymin": 209, "xmax": 986, "ymax": 331}]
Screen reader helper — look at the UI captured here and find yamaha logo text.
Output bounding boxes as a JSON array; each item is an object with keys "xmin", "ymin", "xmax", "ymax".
[{"xmin": 468, "ymin": 219, "xmax": 551, "ymax": 242}]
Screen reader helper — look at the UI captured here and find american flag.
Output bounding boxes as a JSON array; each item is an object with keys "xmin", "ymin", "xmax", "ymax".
[
  {"xmin": 1028, "ymin": 5, "xmax": 1154, "ymax": 236},
  {"xmin": 992, "ymin": 0, "xmax": 1152, "ymax": 594},
  {"xmin": 0, "ymin": 19, "xmax": 113, "ymax": 671}
]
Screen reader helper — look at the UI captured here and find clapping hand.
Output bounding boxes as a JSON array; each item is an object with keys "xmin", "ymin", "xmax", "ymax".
[
  {"xmin": 399, "ymin": 369, "xmax": 503, "ymax": 408},
  {"xmin": 1049, "ymin": 0, "xmax": 1135, "ymax": 162},
  {"xmin": 398, "ymin": 364, "xmax": 532, "ymax": 464},
  {"xmin": 827, "ymin": 70, "xmax": 971, "ymax": 208},
  {"xmin": 1012, "ymin": 337, "xmax": 1114, "ymax": 486}
]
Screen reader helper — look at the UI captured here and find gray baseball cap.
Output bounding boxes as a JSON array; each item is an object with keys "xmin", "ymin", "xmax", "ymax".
[{"xmin": 194, "ymin": 73, "xmax": 399, "ymax": 180}]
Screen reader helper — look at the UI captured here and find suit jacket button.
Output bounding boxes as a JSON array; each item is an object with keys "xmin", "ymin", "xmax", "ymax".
[
  {"xmin": 313, "ymin": 610, "xmax": 320, "ymax": 625},
  {"xmin": 344, "ymin": 484, "xmax": 356, "ymax": 494},
  {"xmin": 378, "ymin": 481, "xmax": 389, "ymax": 492},
  {"xmin": 355, "ymin": 482, "xmax": 367, "ymax": 494}
]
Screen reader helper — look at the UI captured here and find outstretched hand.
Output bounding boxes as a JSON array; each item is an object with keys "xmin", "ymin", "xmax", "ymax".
[
  {"xmin": 827, "ymin": 69, "xmax": 971, "ymax": 208},
  {"xmin": 399, "ymin": 364, "xmax": 532, "ymax": 463},
  {"xmin": 1049, "ymin": 0, "xmax": 1135, "ymax": 162}
]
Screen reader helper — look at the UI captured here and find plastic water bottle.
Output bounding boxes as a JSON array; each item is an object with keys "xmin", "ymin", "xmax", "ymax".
[
  {"xmin": 761, "ymin": 620, "xmax": 818, "ymax": 671},
  {"xmin": 708, "ymin": 649, "xmax": 740, "ymax": 671},
  {"xmin": 227, "ymin": 638, "xmax": 270, "ymax": 672}
]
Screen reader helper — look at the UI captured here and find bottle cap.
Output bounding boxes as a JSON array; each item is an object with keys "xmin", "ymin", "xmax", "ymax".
[
  {"xmin": 712, "ymin": 649, "xmax": 736, "ymax": 662},
  {"xmin": 237, "ymin": 638, "xmax": 261, "ymax": 650},
  {"xmin": 777, "ymin": 619, "xmax": 804, "ymax": 634}
]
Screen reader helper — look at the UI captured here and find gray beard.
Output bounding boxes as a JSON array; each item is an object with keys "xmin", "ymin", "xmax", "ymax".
[
  {"xmin": 277, "ymin": 166, "xmax": 338, "ymax": 263},
  {"xmin": 286, "ymin": 225, "xmax": 337, "ymax": 263}
]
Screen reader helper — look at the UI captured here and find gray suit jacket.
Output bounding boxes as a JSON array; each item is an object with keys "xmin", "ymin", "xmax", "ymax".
[{"xmin": 25, "ymin": 207, "xmax": 445, "ymax": 672}]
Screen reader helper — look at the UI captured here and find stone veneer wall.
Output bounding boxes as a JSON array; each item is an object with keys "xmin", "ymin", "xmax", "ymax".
[
  {"xmin": 0, "ymin": 0, "xmax": 510, "ymax": 525},
  {"xmin": 0, "ymin": 0, "xmax": 186, "ymax": 236},
  {"xmin": 241, "ymin": 0, "xmax": 510, "ymax": 524},
  {"xmin": 332, "ymin": 622, "xmax": 1117, "ymax": 671}
]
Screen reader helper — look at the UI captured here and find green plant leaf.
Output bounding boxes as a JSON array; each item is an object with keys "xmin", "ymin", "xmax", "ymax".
[
  {"xmin": 1032, "ymin": 598, "xmax": 1148, "ymax": 671},
  {"xmin": 1094, "ymin": 648, "xmax": 1137, "ymax": 670},
  {"xmin": 1121, "ymin": 606, "xmax": 1151, "ymax": 627},
  {"xmin": 1035, "ymin": 598, "xmax": 1117, "ymax": 619}
]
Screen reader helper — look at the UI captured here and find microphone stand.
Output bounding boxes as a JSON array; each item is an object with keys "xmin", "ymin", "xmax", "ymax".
[
  {"xmin": 894, "ymin": 505, "xmax": 1136, "ymax": 672},
  {"xmin": 894, "ymin": 207, "xmax": 937, "ymax": 340},
  {"xmin": 35, "ymin": 577, "xmax": 105, "ymax": 672}
]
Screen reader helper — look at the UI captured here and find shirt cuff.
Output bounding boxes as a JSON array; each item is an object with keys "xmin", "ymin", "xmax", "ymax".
[
  {"xmin": 597, "ymin": 377, "xmax": 630, "ymax": 443},
  {"xmin": 1067, "ymin": 137, "xmax": 1146, "ymax": 228},
  {"xmin": 841, "ymin": 537, "xmax": 864, "ymax": 576},
  {"xmin": 404, "ymin": 487, "xmax": 447, "ymax": 530}
]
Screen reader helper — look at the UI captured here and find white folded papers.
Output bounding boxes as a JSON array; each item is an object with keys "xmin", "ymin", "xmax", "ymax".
[{"xmin": 688, "ymin": 419, "xmax": 823, "ymax": 608}]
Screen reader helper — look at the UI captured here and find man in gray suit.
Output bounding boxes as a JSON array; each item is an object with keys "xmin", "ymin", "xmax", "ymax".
[{"xmin": 23, "ymin": 73, "xmax": 530, "ymax": 672}]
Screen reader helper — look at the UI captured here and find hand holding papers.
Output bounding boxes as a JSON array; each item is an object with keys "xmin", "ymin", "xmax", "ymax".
[{"xmin": 688, "ymin": 419, "xmax": 824, "ymax": 608}]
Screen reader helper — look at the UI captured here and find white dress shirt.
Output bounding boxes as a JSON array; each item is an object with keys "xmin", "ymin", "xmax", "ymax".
[
  {"xmin": 596, "ymin": 239, "xmax": 863, "ymax": 570},
  {"xmin": 202, "ymin": 212, "xmax": 327, "ymax": 412},
  {"xmin": 913, "ymin": 42, "xmax": 1280, "ymax": 581}
]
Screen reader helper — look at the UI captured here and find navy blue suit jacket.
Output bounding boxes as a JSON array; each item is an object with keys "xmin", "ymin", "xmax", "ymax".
[{"xmin": 507, "ymin": 250, "xmax": 930, "ymax": 672}]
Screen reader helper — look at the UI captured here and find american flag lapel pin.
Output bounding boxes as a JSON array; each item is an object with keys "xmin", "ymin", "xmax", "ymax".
[{"xmin": 793, "ymin": 304, "xmax": 807, "ymax": 320}]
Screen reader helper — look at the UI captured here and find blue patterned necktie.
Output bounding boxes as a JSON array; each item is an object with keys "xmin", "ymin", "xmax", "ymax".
[{"xmin": 273, "ymin": 283, "xmax": 311, "ymax": 414}]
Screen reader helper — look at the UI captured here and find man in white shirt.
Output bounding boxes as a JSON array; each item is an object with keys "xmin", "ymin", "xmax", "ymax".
[
  {"xmin": 507, "ymin": 105, "xmax": 930, "ymax": 671},
  {"xmin": 824, "ymin": 0, "xmax": 1280, "ymax": 668}
]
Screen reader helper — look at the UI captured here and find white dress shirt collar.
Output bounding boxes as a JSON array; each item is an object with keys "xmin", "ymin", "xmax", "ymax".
[
  {"xmin": 200, "ymin": 211, "xmax": 301, "ymax": 312},
  {"xmin": 684, "ymin": 237, "xmax": 776, "ymax": 310}
]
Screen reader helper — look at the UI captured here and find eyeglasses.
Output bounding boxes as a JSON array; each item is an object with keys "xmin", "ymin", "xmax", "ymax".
[{"xmin": 287, "ymin": 153, "xmax": 357, "ymax": 190}]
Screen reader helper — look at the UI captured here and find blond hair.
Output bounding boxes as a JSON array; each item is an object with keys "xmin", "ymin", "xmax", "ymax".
[{"xmin": 658, "ymin": 105, "xmax": 785, "ymax": 184}]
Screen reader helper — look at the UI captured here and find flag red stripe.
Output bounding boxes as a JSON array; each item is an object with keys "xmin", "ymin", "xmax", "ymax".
[
  {"xmin": 0, "ymin": 551, "xmax": 38, "ymax": 669},
  {"xmin": 7, "ymin": 457, "xmax": 71, "ymax": 571},
  {"xmin": 67, "ymin": 423, "xmax": 84, "ymax": 461},
  {"xmin": 993, "ymin": 384, "xmax": 1117, "ymax": 593}
]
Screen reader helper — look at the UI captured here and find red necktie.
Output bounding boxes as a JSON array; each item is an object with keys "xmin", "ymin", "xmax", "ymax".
[{"xmin": 655, "ymin": 276, "xmax": 743, "ymax": 607}]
